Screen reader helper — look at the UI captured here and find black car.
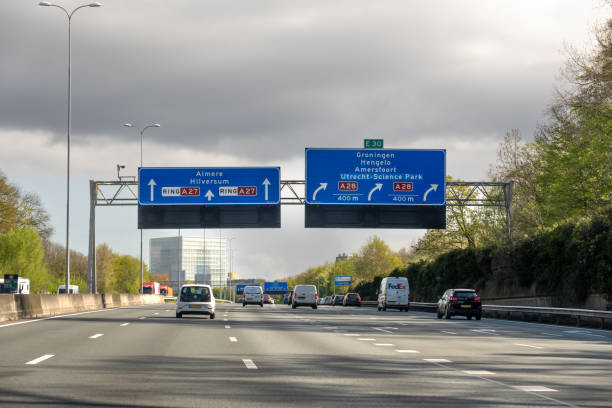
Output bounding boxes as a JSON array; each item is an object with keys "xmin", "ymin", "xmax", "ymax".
[
  {"xmin": 331, "ymin": 295, "xmax": 344, "ymax": 306},
  {"xmin": 437, "ymin": 289, "xmax": 482, "ymax": 320},
  {"xmin": 343, "ymin": 293, "xmax": 361, "ymax": 307}
]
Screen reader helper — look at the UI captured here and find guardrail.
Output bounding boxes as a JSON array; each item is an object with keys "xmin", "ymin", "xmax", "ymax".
[{"xmin": 360, "ymin": 301, "xmax": 611, "ymax": 329}]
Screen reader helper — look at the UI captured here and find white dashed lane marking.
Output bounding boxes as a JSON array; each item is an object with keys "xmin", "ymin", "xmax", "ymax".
[
  {"xmin": 120, "ymin": 323, "xmax": 129, "ymax": 327},
  {"xmin": 242, "ymin": 359, "xmax": 258, "ymax": 369},
  {"xmin": 374, "ymin": 343, "xmax": 395, "ymax": 347},
  {"xmin": 395, "ymin": 350, "xmax": 420, "ymax": 353},
  {"xmin": 229, "ymin": 337, "xmax": 237, "ymax": 342},
  {"xmin": 25, "ymin": 354, "xmax": 54, "ymax": 365},
  {"xmin": 138, "ymin": 317, "xmax": 146, "ymax": 320},
  {"xmin": 358, "ymin": 338, "xmax": 376, "ymax": 341},
  {"xmin": 515, "ymin": 343, "xmax": 544, "ymax": 349},
  {"xmin": 463, "ymin": 370, "xmax": 496, "ymax": 375},
  {"xmin": 424, "ymin": 358, "xmax": 451, "ymax": 363},
  {"xmin": 373, "ymin": 328, "xmax": 394, "ymax": 334},
  {"xmin": 225, "ymin": 325, "xmax": 231, "ymax": 329},
  {"xmin": 513, "ymin": 386, "xmax": 557, "ymax": 392},
  {"xmin": 89, "ymin": 334, "xmax": 104, "ymax": 339},
  {"xmin": 343, "ymin": 333, "xmax": 360, "ymax": 336},
  {"xmin": 441, "ymin": 331, "xmax": 456, "ymax": 335}
]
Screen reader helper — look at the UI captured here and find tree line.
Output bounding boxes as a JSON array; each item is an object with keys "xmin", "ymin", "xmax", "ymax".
[
  {"xmin": 290, "ymin": 13, "xmax": 612, "ymax": 305},
  {"xmin": 0, "ymin": 171, "xmax": 148, "ymax": 293}
]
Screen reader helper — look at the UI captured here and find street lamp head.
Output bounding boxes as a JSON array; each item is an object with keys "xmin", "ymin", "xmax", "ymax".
[
  {"xmin": 123, "ymin": 123, "xmax": 134, "ymax": 128},
  {"xmin": 88, "ymin": 2, "xmax": 102, "ymax": 7},
  {"xmin": 38, "ymin": 2, "xmax": 52, "ymax": 6}
]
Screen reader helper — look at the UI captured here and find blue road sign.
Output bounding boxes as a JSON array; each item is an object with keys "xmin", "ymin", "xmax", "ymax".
[
  {"xmin": 139, "ymin": 167, "xmax": 280, "ymax": 206},
  {"xmin": 236, "ymin": 284, "xmax": 248, "ymax": 295},
  {"xmin": 305, "ymin": 149, "xmax": 445, "ymax": 206},
  {"xmin": 264, "ymin": 282, "xmax": 288, "ymax": 293},
  {"xmin": 334, "ymin": 275, "xmax": 353, "ymax": 286}
]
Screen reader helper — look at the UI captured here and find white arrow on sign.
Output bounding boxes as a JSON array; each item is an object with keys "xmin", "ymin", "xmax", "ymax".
[
  {"xmin": 368, "ymin": 183, "xmax": 383, "ymax": 201},
  {"xmin": 262, "ymin": 178, "xmax": 271, "ymax": 201},
  {"xmin": 205, "ymin": 190, "xmax": 214, "ymax": 202},
  {"xmin": 312, "ymin": 183, "xmax": 328, "ymax": 201},
  {"xmin": 148, "ymin": 179, "xmax": 157, "ymax": 202},
  {"xmin": 423, "ymin": 184, "xmax": 438, "ymax": 202}
]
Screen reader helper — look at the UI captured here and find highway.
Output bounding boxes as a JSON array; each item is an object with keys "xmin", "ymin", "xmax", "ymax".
[{"xmin": 1, "ymin": 303, "xmax": 610, "ymax": 407}]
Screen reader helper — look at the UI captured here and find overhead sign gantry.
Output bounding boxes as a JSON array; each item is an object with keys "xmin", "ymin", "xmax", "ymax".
[{"xmin": 305, "ymin": 148, "xmax": 446, "ymax": 228}]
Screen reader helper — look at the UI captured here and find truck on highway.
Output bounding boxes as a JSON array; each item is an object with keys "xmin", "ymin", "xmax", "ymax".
[
  {"xmin": 142, "ymin": 281, "xmax": 160, "ymax": 295},
  {"xmin": 0, "ymin": 276, "xmax": 30, "ymax": 294},
  {"xmin": 160, "ymin": 285, "xmax": 173, "ymax": 297}
]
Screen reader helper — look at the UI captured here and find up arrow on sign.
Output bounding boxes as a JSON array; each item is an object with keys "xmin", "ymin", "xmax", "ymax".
[{"xmin": 148, "ymin": 179, "xmax": 157, "ymax": 201}]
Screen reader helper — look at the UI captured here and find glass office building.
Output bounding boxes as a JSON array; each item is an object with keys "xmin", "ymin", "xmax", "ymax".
[{"xmin": 149, "ymin": 236, "xmax": 227, "ymax": 289}]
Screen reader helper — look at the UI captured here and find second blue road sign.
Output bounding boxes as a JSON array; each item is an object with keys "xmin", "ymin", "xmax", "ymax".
[{"xmin": 305, "ymin": 148, "xmax": 445, "ymax": 206}]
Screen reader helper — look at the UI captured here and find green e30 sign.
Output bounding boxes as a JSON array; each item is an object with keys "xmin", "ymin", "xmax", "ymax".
[{"xmin": 364, "ymin": 139, "xmax": 383, "ymax": 148}]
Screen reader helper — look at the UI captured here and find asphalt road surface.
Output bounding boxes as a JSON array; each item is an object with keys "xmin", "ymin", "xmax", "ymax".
[{"xmin": 1, "ymin": 303, "xmax": 610, "ymax": 407}]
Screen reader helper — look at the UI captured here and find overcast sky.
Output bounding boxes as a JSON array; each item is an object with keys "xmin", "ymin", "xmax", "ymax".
[{"xmin": 0, "ymin": 1, "xmax": 609, "ymax": 281}]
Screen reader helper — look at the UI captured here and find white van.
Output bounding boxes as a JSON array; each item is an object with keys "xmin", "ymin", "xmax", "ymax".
[
  {"xmin": 377, "ymin": 277, "xmax": 409, "ymax": 312},
  {"xmin": 243, "ymin": 286, "xmax": 264, "ymax": 307},
  {"xmin": 58, "ymin": 284, "xmax": 79, "ymax": 294},
  {"xmin": 292, "ymin": 285, "xmax": 318, "ymax": 309}
]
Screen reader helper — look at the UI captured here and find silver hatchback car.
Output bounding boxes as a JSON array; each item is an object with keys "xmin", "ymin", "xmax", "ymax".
[{"xmin": 176, "ymin": 284, "xmax": 216, "ymax": 319}]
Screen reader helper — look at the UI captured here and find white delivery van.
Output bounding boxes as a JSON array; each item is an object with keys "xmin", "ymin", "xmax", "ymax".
[
  {"xmin": 292, "ymin": 284, "xmax": 318, "ymax": 309},
  {"xmin": 243, "ymin": 286, "xmax": 264, "ymax": 307},
  {"xmin": 58, "ymin": 284, "xmax": 79, "ymax": 294},
  {"xmin": 377, "ymin": 277, "xmax": 409, "ymax": 312}
]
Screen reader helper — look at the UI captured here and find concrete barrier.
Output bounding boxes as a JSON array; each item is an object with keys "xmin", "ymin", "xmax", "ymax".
[{"xmin": 0, "ymin": 293, "xmax": 164, "ymax": 323}]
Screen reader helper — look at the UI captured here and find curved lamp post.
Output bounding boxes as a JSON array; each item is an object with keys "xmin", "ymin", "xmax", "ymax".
[{"xmin": 39, "ymin": 1, "xmax": 102, "ymax": 293}]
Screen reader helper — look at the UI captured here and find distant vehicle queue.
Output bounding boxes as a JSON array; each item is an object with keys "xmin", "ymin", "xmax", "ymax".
[{"xmin": 169, "ymin": 278, "xmax": 482, "ymax": 322}]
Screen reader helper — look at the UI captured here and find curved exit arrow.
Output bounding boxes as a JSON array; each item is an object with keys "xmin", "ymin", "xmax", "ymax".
[
  {"xmin": 368, "ymin": 183, "xmax": 383, "ymax": 201},
  {"xmin": 423, "ymin": 184, "xmax": 438, "ymax": 202},
  {"xmin": 312, "ymin": 183, "xmax": 328, "ymax": 201}
]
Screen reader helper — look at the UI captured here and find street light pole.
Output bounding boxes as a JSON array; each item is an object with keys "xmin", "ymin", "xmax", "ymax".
[
  {"xmin": 229, "ymin": 237, "xmax": 235, "ymax": 302},
  {"xmin": 124, "ymin": 123, "xmax": 160, "ymax": 294},
  {"xmin": 39, "ymin": 1, "xmax": 102, "ymax": 293}
]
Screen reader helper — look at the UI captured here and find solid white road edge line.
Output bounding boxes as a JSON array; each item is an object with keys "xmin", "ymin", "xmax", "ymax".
[{"xmin": 25, "ymin": 354, "xmax": 54, "ymax": 365}]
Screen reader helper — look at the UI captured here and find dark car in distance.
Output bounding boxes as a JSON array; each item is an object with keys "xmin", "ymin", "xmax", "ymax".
[
  {"xmin": 331, "ymin": 295, "xmax": 344, "ymax": 306},
  {"xmin": 343, "ymin": 293, "xmax": 361, "ymax": 307},
  {"xmin": 437, "ymin": 289, "xmax": 482, "ymax": 320}
]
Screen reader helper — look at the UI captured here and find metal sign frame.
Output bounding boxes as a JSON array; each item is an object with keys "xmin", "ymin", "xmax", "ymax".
[{"xmin": 87, "ymin": 179, "xmax": 513, "ymax": 293}]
